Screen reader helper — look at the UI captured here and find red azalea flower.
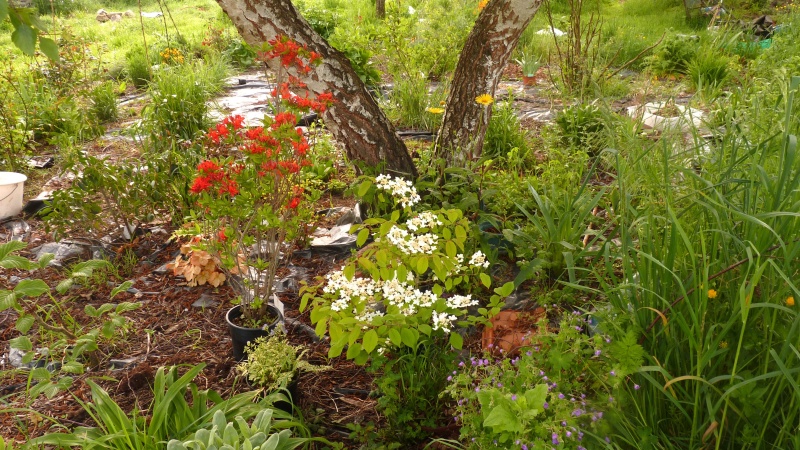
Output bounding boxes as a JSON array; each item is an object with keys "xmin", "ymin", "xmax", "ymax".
[
  {"xmin": 190, "ymin": 176, "xmax": 212, "ymax": 193},
  {"xmin": 216, "ymin": 123, "xmax": 230, "ymax": 137},
  {"xmin": 273, "ymin": 112, "xmax": 297, "ymax": 129},
  {"xmin": 292, "ymin": 140, "xmax": 310, "ymax": 155},
  {"xmin": 208, "ymin": 129, "xmax": 220, "ymax": 144},
  {"xmin": 245, "ymin": 126, "xmax": 265, "ymax": 140},
  {"xmin": 288, "ymin": 197, "xmax": 301, "ymax": 209},
  {"xmin": 217, "ymin": 229, "xmax": 228, "ymax": 241},
  {"xmin": 197, "ymin": 160, "xmax": 221, "ymax": 173}
]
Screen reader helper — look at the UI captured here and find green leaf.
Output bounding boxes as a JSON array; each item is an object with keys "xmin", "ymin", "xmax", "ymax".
[
  {"xmin": 346, "ymin": 342, "xmax": 362, "ymax": 359},
  {"xmin": 416, "ymin": 256, "xmax": 429, "ymax": 275},
  {"xmin": 38, "ymin": 36, "xmax": 59, "ymax": 62},
  {"xmin": 15, "ymin": 314, "xmax": 34, "ymax": 333},
  {"xmin": 418, "ymin": 323, "xmax": 432, "ymax": 336},
  {"xmin": 388, "ymin": 328, "xmax": 402, "ymax": 346},
  {"xmin": 0, "ymin": 0, "xmax": 8, "ymax": 23},
  {"xmin": 356, "ymin": 228, "xmax": 370, "ymax": 247},
  {"xmin": 15, "ymin": 279, "xmax": 49, "ymax": 298},
  {"xmin": 362, "ymin": 329, "xmax": 379, "ymax": 353},
  {"xmin": 0, "ymin": 241, "xmax": 26, "ymax": 262},
  {"xmin": 30, "ymin": 367, "xmax": 51, "ymax": 381},
  {"xmin": 400, "ymin": 328, "xmax": 418, "ymax": 348},
  {"xmin": 455, "ymin": 225, "xmax": 467, "ymax": 241},
  {"xmin": 449, "ymin": 332, "xmax": 463, "ymax": 349},
  {"xmin": 483, "ymin": 403, "xmax": 521, "ymax": 433},
  {"xmin": 480, "ymin": 273, "xmax": 491, "ymax": 288},
  {"xmin": 0, "ymin": 290, "xmax": 17, "ymax": 310},
  {"xmin": 0, "ymin": 254, "xmax": 33, "ymax": 270},
  {"xmin": 357, "ymin": 179, "xmax": 372, "ymax": 197},
  {"xmin": 445, "ymin": 241, "xmax": 457, "ymax": 258},
  {"xmin": 494, "ymin": 281, "xmax": 515, "ymax": 297},
  {"xmin": 11, "ymin": 22, "xmax": 36, "ymax": 56},
  {"xmin": 343, "ymin": 264, "xmax": 355, "ymax": 280}
]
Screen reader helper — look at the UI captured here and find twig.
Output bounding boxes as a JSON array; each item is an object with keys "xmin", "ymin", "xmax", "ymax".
[{"xmin": 605, "ymin": 32, "xmax": 666, "ymax": 79}]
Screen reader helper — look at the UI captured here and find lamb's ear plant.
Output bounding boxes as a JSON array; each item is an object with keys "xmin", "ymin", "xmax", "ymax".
[
  {"xmin": 166, "ymin": 409, "xmax": 323, "ymax": 450},
  {"xmin": 0, "ymin": 241, "xmax": 139, "ymax": 400},
  {"xmin": 584, "ymin": 77, "xmax": 800, "ymax": 448}
]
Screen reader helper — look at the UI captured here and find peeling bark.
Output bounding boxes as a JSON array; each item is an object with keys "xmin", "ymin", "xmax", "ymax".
[
  {"xmin": 435, "ymin": 0, "xmax": 542, "ymax": 165},
  {"xmin": 216, "ymin": 0, "xmax": 417, "ymax": 177}
]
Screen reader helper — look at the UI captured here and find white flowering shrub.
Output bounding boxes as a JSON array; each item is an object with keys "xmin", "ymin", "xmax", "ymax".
[{"xmin": 301, "ymin": 175, "xmax": 514, "ymax": 364}]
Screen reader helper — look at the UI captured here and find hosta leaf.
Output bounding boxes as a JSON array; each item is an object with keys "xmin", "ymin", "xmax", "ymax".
[
  {"xmin": 449, "ymin": 332, "xmax": 463, "ymax": 349},
  {"xmin": 0, "ymin": 254, "xmax": 33, "ymax": 270}
]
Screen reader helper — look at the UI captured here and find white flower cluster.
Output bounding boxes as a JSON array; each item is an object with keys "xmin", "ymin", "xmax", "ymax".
[
  {"xmin": 324, "ymin": 271, "xmax": 438, "ymax": 317},
  {"xmin": 446, "ymin": 294, "xmax": 478, "ymax": 309},
  {"xmin": 387, "ymin": 226, "xmax": 439, "ymax": 255},
  {"xmin": 324, "ymin": 270, "xmax": 377, "ymax": 311},
  {"xmin": 354, "ymin": 308, "xmax": 385, "ymax": 329},
  {"xmin": 469, "ymin": 250, "xmax": 490, "ymax": 268},
  {"xmin": 375, "ymin": 174, "xmax": 421, "ymax": 208},
  {"xmin": 381, "ymin": 277, "xmax": 437, "ymax": 315},
  {"xmin": 432, "ymin": 311, "xmax": 457, "ymax": 333},
  {"xmin": 406, "ymin": 211, "xmax": 443, "ymax": 232}
]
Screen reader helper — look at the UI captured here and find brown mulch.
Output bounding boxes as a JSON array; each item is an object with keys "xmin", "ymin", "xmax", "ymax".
[{"xmin": 0, "ymin": 200, "xmax": 381, "ymax": 446}]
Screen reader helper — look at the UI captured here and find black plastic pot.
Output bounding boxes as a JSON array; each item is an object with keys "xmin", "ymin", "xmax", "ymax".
[{"xmin": 226, "ymin": 304, "xmax": 283, "ymax": 361}]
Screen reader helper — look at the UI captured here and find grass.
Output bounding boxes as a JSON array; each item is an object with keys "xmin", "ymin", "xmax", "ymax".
[{"xmin": 0, "ymin": 0, "xmax": 230, "ymax": 75}]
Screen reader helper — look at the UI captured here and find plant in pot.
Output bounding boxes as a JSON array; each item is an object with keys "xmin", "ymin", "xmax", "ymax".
[
  {"xmin": 515, "ymin": 52, "xmax": 541, "ymax": 86},
  {"xmin": 238, "ymin": 332, "xmax": 330, "ymax": 411},
  {"xmin": 186, "ymin": 36, "xmax": 332, "ymax": 360}
]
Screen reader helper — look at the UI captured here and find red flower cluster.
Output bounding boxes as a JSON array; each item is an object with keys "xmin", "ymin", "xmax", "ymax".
[
  {"xmin": 190, "ymin": 159, "xmax": 239, "ymax": 197},
  {"xmin": 207, "ymin": 114, "xmax": 246, "ymax": 144},
  {"xmin": 261, "ymin": 35, "xmax": 322, "ymax": 73}
]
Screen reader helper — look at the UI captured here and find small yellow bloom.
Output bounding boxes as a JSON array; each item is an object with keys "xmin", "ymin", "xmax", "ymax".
[
  {"xmin": 475, "ymin": 94, "xmax": 493, "ymax": 106},
  {"xmin": 787, "ymin": 296, "xmax": 795, "ymax": 307},
  {"xmin": 477, "ymin": 0, "xmax": 489, "ymax": 9},
  {"xmin": 707, "ymin": 289, "xmax": 717, "ymax": 299},
  {"xmin": 426, "ymin": 107, "xmax": 445, "ymax": 114},
  {"xmin": 719, "ymin": 341, "xmax": 728, "ymax": 349}
]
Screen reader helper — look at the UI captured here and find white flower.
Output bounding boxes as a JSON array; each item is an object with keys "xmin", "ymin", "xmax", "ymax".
[
  {"xmin": 406, "ymin": 211, "xmax": 443, "ymax": 232},
  {"xmin": 469, "ymin": 250, "xmax": 490, "ymax": 268},
  {"xmin": 432, "ymin": 311, "xmax": 457, "ymax": 333},
  {"xmin": 387, "ymin": 226, "xmax": 439, "ymax": 255},
  {"xmin": 324, "ymin": 270, "xmax": 380, "ymax": 312},
  {"xmin": 354, "ymin": 308, "xmax": 385, "ymax": 329},
  {"xmin": 446, "ymin": 294, "xmax": 478, "ymax": 309},
  {"xmin": 374, "ymin": 174, "xmax": 421, "ymax": 208}
]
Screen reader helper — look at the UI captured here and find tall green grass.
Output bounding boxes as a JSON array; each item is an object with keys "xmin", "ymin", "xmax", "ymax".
[{"xmin": 583, "ymin": 77, "xmax": 800, "ymax": 448}]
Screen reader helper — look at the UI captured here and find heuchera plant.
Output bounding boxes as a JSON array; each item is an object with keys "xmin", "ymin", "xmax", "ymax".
[
  {"xmin": 301, "ymin": 175, "xmax": 514, "ymax": 364},
  {"xmin": 187, "ymin": 36, "xmax": 333, "ymax": 325}
]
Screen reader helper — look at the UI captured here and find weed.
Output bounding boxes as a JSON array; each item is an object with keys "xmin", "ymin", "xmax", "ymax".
[{"xmin": 89, "ymin": 81, "xmax": 119, "ymax": 123}]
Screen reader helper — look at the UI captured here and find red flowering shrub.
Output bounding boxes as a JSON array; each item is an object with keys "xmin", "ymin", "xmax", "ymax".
[{"xmin": 186, "ymin": 36, "xmax": 334, "ymax": 323}]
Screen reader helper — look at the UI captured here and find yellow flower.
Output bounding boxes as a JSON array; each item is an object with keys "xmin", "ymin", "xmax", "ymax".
[
  {"xmin": 707, "ymin": 289, "xmax": 717, "ymax": 299},
  {"xmin": 475, "ymin": 94, "xmax": 493, "ymax": 106},
  {"xmin": 787, "ymin": 296, "xmax": 795, "ymax": 307},
  {"xmin": 426, "ymin": 107, "xmax": 445, "ymax": 114},
  {"xmin": 719, "ymin": 341, "xmax": 728, "ymax": 349},
  {"xmin": 477, "ymin": 0, "xmax": 489, "ymax": 9}
]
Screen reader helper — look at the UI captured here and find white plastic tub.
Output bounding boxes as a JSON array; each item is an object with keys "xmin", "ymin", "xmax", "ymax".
[{"xmin": 0, "ymin": 172, "xmax": 27, "ymax": 219}]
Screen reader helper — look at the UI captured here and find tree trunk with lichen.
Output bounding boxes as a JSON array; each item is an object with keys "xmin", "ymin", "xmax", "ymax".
[
  {"xmin": 215, "ymin": 0, "xmax": 417, "ymax": 178},
  {"xmin": 435, "ymin": 0, "xmax": 542, "ymax": 165}
]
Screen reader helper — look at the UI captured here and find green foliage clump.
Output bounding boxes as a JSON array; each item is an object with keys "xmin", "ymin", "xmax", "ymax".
[
  {"xmin": 239, "ymin": 333, "xmax": 329, "ymax": 393},
  {"xmin": 484, "ymin": 97, "xmax": 530, "ymax": 159},
  {"xmin": 89, "ymin": 81, "xmax": 120, "ymax": 123},
  {"xmin": 645, "ymin": 33, "xmax": 698, "ymax": 76},
  {"xmin": 554, "ymin": 102, "xmax": 608, "ymax": 155},
  {"xmin": 370, "ymin": 340, "xmax": 456, "ymax": 445},
  {"xmin": 444, "ymin": 310, "xmax": 642, "ymax": 448}
]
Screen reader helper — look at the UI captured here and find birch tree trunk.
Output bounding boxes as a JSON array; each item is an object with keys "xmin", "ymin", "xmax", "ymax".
[
  {"xmin": 216, "ymin": 0, "xmax": 417, "ymax": 177},
  {"xmin": 435, "ymin": 0, "xmax": 542, "ymax": 165}
]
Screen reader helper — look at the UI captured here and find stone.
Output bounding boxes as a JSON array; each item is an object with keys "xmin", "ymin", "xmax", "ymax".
[
  {"xmin": 32, "ymin": 241, "xmax": 90, "ymax": 267},
  {"xmin": 192, "ymin": 293, "xmax": 220, "ymax": 308},
  {"xmin": 310, "ymin": 224, "xmax": 358, "ymax": 251}
]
